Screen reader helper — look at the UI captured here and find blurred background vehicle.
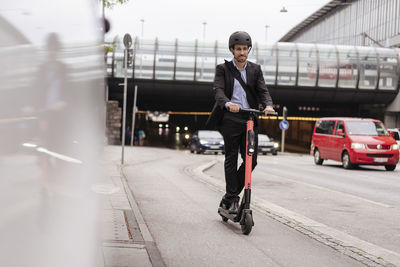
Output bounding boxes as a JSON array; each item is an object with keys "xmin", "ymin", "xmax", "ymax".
[
  {"xmin": 189, "ymin": 130, "xmax": 224, "ymax": 154},
  {"xmin": 258, "ymin": 134, "xmax": 279, "ymax": 155}
]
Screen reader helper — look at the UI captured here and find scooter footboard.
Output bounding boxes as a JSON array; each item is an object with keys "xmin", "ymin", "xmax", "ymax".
[{"xmin": 218, "ymin": 207, "xmax": 241, "ymax": 222}]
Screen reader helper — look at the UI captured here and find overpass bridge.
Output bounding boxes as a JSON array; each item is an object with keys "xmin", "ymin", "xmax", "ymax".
[{"xmin": 106, "ymin": 38, "xmax": 400, "ymax": 119}]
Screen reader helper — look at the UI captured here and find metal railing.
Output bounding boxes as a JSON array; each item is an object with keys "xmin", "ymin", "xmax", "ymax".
[{"xmin": 106, "ymin": 38, "xmax": 400, "ymax": 91}]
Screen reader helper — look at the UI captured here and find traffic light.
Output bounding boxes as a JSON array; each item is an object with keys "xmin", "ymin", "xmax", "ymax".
[{"xmin": 283, "ymin": 106, "xmax": 288, "ymax": 121}]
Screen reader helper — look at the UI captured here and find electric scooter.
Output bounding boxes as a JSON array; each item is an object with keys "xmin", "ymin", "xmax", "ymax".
[{"xmin": 218, "ymin": 108, "xmax": 278, "ymax": 235}]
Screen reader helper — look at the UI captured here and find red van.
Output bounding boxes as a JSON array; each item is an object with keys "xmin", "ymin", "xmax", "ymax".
[{"xmin": 311, "ymin": 118, "xmax": 399, "ymax": 171}]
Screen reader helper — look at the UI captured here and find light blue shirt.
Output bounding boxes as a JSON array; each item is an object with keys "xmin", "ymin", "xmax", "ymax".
[{"xmin": 225, "ymin": 59, "xmax": 250, "ymax": 109}]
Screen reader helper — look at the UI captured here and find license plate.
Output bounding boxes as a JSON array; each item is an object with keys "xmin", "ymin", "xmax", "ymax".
[
  {"xmin": 210, "ymin": 145, "xmax": 220, "ymax": 149},
  {"xmin": 262, "ymin": 148, "xmax": 271, "ymax": 152},
  {"xmin": 374, "ymin": 158, "xmax": 388, "ymax": 163}
]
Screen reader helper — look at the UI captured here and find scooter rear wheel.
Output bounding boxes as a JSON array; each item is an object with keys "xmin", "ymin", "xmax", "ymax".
[{"xmin": 241, "ymin": 213, "xmax": 253, "ymax": 235}]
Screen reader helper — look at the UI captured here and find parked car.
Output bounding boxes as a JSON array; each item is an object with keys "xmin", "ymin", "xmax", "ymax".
[
  {"xmin": 258, "ymin": 134, "xmax": 279, "ymax": 155},
  {"xmin": 388, "ymin": 128, "xmax": 400, "ymax": 146},
  {"xmin": 311, "ymin": 118, "xmax": 399, "ymax": 171},
  {"xmin": 189, "ymin": 130, "xmax": 224, "ymax": 154}
]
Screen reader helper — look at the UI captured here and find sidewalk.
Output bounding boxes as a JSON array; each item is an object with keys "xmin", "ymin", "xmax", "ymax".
[{"xmin": 99, "ymin": 147, "xmax": 164, "ymax": 267}]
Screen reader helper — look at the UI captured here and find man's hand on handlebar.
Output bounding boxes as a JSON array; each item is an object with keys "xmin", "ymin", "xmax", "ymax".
[
  {"xmin": 227, "ymin": 103, "xmax": 240, "ymax": 113},
  {"xmin": 263, "ymin": 106, "xmax": 275, "ymax": 116}
]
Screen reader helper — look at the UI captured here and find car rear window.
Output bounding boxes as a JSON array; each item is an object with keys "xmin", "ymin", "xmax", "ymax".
[
  {"xmin": 258, "ymin": 135, "xmax": 270, "ymax": 142},
  {"xmin": 315, "ymin": 120, "xmax": 335, "ymax": 135},
  {"xmin": 346, "ymin": 121, "xmax": 389, "ymax": 136},
  {"xmin": 198, "ymin": 131, "xmax": 223, "ymax": 139}
]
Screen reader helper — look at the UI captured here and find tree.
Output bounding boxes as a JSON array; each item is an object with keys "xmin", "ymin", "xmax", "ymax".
[
  {"xmin": 103, "ymin": 0, "xmax": 130, "ymax": 9},
  {"xmin": 102, "ymin": 0, "xmax": 129, "ymax": 53}
]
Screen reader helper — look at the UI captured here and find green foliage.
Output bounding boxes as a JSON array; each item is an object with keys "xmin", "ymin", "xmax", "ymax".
[
  {"xmin": 103, "ymin": 0, "xmax": 130, "ymax": 8},
  {"xmin": 104, "ymin": 45, "xmax": 114, "ymax": 54}
]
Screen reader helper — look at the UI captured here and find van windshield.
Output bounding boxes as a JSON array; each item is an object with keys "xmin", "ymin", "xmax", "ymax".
[{"xmin": 346, "ymin": 121, "xmax": 389, "ymax": 136}]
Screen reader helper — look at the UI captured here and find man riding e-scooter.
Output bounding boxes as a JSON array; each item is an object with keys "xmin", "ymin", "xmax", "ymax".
[{"xmin": 206, "ymin": 31, "xmax": 275, "ymax": 215}]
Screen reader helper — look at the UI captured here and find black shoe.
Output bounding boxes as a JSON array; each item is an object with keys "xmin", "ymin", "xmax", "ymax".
[{"xmin": 228, "ymin": 201, "xmax": 239, "ymax": 214}]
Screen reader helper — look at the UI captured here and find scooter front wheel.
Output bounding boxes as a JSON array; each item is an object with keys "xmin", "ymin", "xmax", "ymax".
[
  {"xmin": 241, "ymin": 213, "xmax": 253, "ymax": 235},
  {"xmin": 221, "ymin": 215, "xmax": 228, "ymax": 222}
]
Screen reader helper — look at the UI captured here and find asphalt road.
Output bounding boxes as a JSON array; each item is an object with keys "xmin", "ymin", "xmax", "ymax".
[
  {"xmin": 120, "ymin": 146, "xmax": 392, "ymax": 267},
  {"xmin": 206, "ymin": 153, "xmax": 400, "ymax": 255}
]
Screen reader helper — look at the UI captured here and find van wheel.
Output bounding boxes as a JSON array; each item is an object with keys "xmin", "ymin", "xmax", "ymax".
[
  {"xmin": 314, "ymin": 149, "xmax": 324, "ymax": 165},
  {"xmin": 342, "ymin": 151, "xmax": 353, "ymax": 169},
  {"xmin": 385, "ymin": 165, "xmax": 396, "ymax": 171}
]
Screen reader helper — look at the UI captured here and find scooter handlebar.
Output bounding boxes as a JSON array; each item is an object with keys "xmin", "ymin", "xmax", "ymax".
[{"xmin": 239, "ymin": 108, "xmax": 278, "ymax": 117}]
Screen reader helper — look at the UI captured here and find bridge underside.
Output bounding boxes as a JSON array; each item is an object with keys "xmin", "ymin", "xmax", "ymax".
[{"xmin": 108, "ymin": 78, "xmax": 398, "ymax": 112}]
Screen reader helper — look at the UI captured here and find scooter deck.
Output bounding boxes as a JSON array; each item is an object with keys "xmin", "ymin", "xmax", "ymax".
[{"xmin": 218, "ymin": 207, "xmax": 241, "ymax": 222}]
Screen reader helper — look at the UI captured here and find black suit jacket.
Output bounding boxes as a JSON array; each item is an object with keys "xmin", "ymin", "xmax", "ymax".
[{"xmin": 206, "ymin": 60, "xmax": 273, "ymax": 129}]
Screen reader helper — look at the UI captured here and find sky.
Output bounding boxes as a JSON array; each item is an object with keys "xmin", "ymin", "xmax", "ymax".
[
  {"xmin": 0, "ymin": 0, "xmax": 101, "ymax": 45},
  {"xmin": 105, "ymin": 0, "xmax": 331, "ymax": 45}
]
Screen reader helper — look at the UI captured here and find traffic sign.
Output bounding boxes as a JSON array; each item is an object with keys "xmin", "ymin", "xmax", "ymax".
[
  {"xmin": 123, "ymin": 33, "xmax": 132, "ymax": 48},
  {"xmin": 279, "ymin": 120, "xmax": 289, "ymax": 131}
]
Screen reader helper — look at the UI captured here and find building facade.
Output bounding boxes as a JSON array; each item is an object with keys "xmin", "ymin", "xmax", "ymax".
[
  {"xmin": 280, "ymin": 0, "xmax": 400, "ymax": 127},
  {"xmin": 280, "ymin": 0, "xmax": 400, "ymax": 47}
]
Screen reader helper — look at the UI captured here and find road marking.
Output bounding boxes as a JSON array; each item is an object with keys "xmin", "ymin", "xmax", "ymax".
[
  {"xmin": 91, "ymin": 184, "xmax": 120, "ymax": 194},
  {"xmin": 192, "ymin": 160, "xmax": 400, "ymax": 267},
  {"xmin": 204, "ymin": 159, "xmax": 395, "ymax": 208},
  {"xmin": 260, "ymin": 166, "xmax": 393, "ymax": 208}
]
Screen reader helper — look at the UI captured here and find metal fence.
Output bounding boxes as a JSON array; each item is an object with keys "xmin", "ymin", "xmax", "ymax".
[{"xmin": 106, "ymin": 38, "xmax": 400, "ymax": 91}]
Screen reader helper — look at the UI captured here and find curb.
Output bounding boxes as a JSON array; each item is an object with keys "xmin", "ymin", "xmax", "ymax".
[{"xmin": 120, "ymin": 166, "xmax": 166, "ymax": 267}]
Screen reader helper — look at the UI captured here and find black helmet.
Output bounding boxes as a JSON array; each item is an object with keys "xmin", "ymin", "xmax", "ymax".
[{"xmin": 229, "ymin": 31, "xmax": 252, "ymax": 49}]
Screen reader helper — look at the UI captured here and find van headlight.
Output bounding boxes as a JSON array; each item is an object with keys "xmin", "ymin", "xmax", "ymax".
[
  {"xmin": 392, "ymin": 144, "xmax": 399, "ymax": 150},
  {"xmin": 200, "ymin": 140, "xmax": 208, "ymax": 145},
  {"xmin": 220, "ymin": 140, "xmax": 224, "ymax": 145},
  {"xmin": 351, "ymin": 143, "xmax": 365, "ymax": 149},
  {"xmin": 273, "ymin": 142, "xmax": 279, "ymax": 148}
]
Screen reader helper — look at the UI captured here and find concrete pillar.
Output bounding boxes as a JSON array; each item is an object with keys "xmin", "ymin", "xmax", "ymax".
[{"xmin": 385, "ymin": 92, "xmax": 400, "ymax": 128}]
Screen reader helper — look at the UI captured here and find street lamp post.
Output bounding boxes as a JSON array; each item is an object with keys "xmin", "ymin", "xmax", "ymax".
[
  {"xmin": 140, "ymin": 19, "xmax": 145, "ymax": 38},
  {"xmin": 202, "ymin": 21, "xmax": 207, "ymax": 41},
  {"xmin": 265, "ymin": 25, "xmax": 270, "ymax": 44},
  {"xmin": 139, "ymin": 19, "xmax": 144, "ymax": 77},
  {"xmin": 201, "ymin": 21, "xmax": 207, "ymax": 79},
  {"xmin": 264, "ymin": 25, "xmax": 270, "ymax": 66}
]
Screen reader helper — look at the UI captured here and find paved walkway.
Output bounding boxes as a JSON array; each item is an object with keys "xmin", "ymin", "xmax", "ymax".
[{"xmin": 99, "ymin": 146, "xmax": 164, "ymax": 267}]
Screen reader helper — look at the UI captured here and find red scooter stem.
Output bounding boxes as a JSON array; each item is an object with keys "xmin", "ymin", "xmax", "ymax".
[
  {"xmin": 239, "ymin": 108, "xmax": 277, "ymax": 190},
  {"xmin": 245, "ymin": 119, "xmax": 254, "ymax": 190}
]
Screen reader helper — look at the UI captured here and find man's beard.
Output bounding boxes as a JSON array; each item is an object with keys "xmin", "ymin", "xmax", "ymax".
[{"xmin": 236, "ymin": 55, "xmax": 247, "ymax": 63}]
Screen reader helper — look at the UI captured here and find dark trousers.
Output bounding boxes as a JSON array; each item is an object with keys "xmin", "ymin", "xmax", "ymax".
[{"xmin": 220, "ymin": 112, "xmax": 258, "ymax": 205}]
